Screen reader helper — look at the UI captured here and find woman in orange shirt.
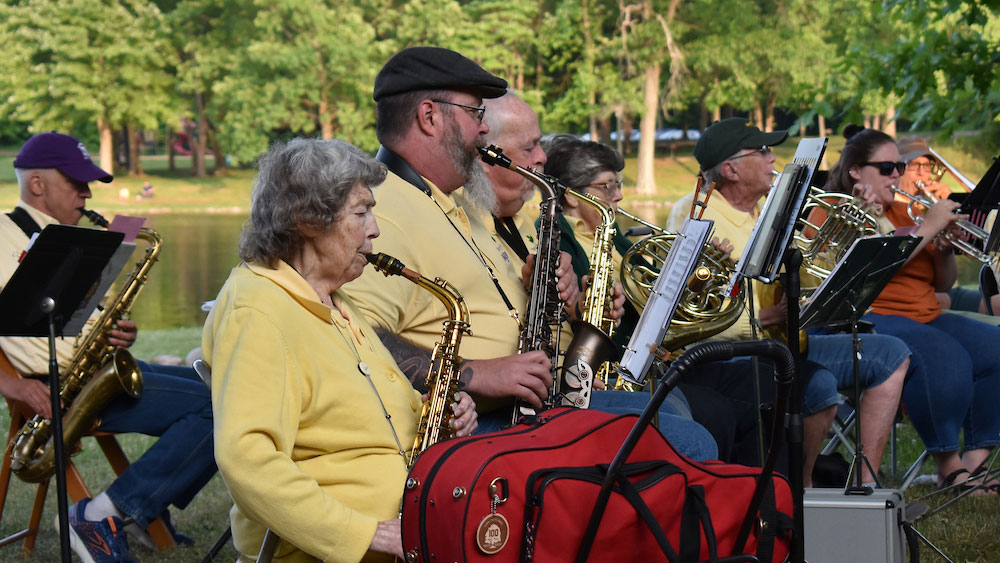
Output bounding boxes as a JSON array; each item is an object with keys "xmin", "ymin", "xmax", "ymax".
[{"xmin": 826, "ymin": 125, "xmax": 1000, "ymax": 493}]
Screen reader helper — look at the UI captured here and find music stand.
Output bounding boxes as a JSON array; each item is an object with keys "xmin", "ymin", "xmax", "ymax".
[
  {"xmin": 800, "ymin": 235, "xmax": 919, "ymax": 494},
  {"xmin": 0, "ymin": 224, "xmax": 124, "ymax": 563}
]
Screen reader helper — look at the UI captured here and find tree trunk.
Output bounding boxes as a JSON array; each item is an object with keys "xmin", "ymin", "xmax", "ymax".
[
  {"xmin": 127, "ymin": 125, "xmax": 143, "ymax": 176},
  {"xmin": 597, "ymin": 116, "xmax": 611, "ymax": 146},
  {"xmin": 818, "ymin": 114, "xmax": 827, "ymax": 136},
  {"xmin": 319, "ymin": 95, "xmax": 334, "ymax": 140},
  {"xmin": 98, "ymin": 118, "xmax": 114, "ymax": 177},
  {"xmin": 193, "ymin": 93, "xmax": 208, "ymax": 176},
  {"xmin": 636, "ymin": 63, "xmax": 660, "ymax": 196},
  {"xmin": 168, "ymin": 130, "xmax": 176, "ymax": 172},
  {"xmin": 764, "ymin": 99, "xmax": 775, "ymax": 132},
  {"xmin": 207, "ymin": 126, "xmax": 227, "ymax": 175},
  {"xmin": 752, "ymin": 102, "xmax": 763, "ymax": 130},
  {"xmin": 615, "ymin": 106, "xmax": 625, "ymax": 157},
  {"xmin": 883, "ymin": 106, "xmax": 896, "ymax": 137}
]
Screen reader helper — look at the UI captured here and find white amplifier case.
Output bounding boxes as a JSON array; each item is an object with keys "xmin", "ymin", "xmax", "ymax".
[{"xmin": 803, "ymin": 488, "xmax": 907, "ymax": 563}]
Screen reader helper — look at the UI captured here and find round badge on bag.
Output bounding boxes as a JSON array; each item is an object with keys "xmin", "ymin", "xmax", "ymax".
[{"xmin": 475, "ymin": 513, "xmax": 509, "ymax": 554}]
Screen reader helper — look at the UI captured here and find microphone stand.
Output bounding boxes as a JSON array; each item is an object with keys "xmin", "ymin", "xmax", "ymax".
[
  {"xmin": 43, "ymin": 296, "xmax": 72, "ymax": 563},
  {"xmin": 781, "ymin": 247, "xmax": 805, "ymax": 563}
]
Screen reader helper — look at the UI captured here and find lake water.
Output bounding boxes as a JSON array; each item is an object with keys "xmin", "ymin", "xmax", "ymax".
[
  {"xmin": 129, "ymin": 213, "xmax": 247, "ymax": 330},
  {"xmin": 130, "ymin": 209, "xmax": 986, "ymax": 330}
]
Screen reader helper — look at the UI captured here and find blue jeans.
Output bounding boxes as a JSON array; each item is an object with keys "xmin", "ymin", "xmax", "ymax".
[
  {"xmin": 474, "ymin": 389, "xmax": 719, "ymax": 461},
  {"xmin": 802, "ymin": 333, "xmax": 910, "ymax": 415},
  {"xmin": 98, "ymin": 361, "xmax": 216, "ymax": 528},
  {"xmin": 865, "ymin": 313, "xmax": 1000, "ymax": 453}
]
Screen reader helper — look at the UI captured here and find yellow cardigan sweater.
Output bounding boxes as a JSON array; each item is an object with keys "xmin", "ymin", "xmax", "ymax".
[{"xmin": 204, "ymin": 261, "xmax": 420, "ymax": 562}]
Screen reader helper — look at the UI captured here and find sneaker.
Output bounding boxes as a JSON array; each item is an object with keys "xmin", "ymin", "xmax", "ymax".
[{"xmin": 56, "ymin": 497, "xmax": 137, "ymax": 563}]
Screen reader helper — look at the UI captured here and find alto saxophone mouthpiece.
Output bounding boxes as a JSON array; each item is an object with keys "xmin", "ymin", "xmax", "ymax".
[{"xmin": 478, "ymin": 145, "xmax": 512, "ymax": 168}]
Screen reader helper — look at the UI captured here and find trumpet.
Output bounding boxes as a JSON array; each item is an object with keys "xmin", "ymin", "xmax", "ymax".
[{"xmin": 888, "ymin": 184, "xmax": 993, "ymax": 263}]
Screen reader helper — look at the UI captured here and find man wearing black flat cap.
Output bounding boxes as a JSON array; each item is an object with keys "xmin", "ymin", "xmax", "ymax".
[
  {"xmin": 667, "ymin": 118, "xmax": 909, "ymax": 487},
  {"xmin": 346, "ymin": 47, "xmax": 582, "ymax": 425},
  {"xmin": 1, "ymin": 132, "xmax": 216, "ymax": 562}
]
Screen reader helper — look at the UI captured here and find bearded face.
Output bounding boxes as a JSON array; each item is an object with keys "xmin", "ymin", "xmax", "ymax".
[{"xmin": 443, "ymin": 112, "xmax": 497, "ymax": 214}]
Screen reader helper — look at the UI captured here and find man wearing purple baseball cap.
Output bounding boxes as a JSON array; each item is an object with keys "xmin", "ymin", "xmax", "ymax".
[{"xmin": 1, "ymin": 132, "xmax": 216, "ymax": 562}]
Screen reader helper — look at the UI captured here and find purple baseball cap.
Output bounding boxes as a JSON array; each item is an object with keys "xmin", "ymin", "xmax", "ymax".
[{"xmin": 13, "ymin": 132, "xmax": 113, "ymax": 183}]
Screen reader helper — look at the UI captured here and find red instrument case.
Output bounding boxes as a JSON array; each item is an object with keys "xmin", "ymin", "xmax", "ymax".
[{"xmin": 401, "ymin": 407, "xmax": 792, "ymax": 563}]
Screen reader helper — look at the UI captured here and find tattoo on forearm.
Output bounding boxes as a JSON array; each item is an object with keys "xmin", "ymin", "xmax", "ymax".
[
  {"xmin": 373, "ymin": 328, "xmax": 431, "ymax": 392},
  {"xmin": 459, "ymin": 361, "xmax": 474, "ymax": 390}
]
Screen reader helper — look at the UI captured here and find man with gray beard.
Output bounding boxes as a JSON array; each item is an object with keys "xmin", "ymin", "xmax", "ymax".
[{"xmin": 343, "ymin": 47, "xmax": 580, "ymax": 421}]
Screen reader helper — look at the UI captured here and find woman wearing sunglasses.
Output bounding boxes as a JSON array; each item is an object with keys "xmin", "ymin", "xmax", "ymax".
[{"xmin": 826, "ymin": 124, "xmax": 1000, "ymax": 494}]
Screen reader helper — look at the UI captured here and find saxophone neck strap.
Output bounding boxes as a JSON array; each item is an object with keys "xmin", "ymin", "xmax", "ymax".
[
  {"xmin": 376, "ymin": 145, "xmax": 432, "ymax": 196},
  {"xmin": 494, "ymin": 215, "xmax": 530, "ymax": 262},
  {"xmin": 376, "ymin": 146, "xmax": 523, "ymax": 328},
  {"xmin": 7, "ymin": 207, "xmax": 41, "ymax": 238}
]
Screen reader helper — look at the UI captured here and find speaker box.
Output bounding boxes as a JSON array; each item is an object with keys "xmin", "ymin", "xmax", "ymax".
[{"xmin": 803, "ymin": 488, "xmax": 906, "ymax": 563}]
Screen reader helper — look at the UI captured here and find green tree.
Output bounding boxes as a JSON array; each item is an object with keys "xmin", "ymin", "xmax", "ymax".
[
  {"xmin": 0, "ymin": 0, "xmax": 178, "ymax": 177},
  {"xmin": 210, "ymin": 1, "xmax": 384, "ymax": 164},
  {"xmin": 870, "ymin": 0, "xmax": 1000, "ymax": 136}
]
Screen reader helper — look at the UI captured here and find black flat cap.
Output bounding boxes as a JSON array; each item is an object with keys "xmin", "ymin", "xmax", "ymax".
[
  {"xmin": 694, "ymin": 117, "xmax": 788, "ymax": 171},
  {"xmin": 373, "ymin": 46, "xmax": 508, "ymax": 101}
]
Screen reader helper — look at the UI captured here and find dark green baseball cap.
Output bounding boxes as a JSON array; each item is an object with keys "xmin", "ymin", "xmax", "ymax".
[{"xmin": 694, "ymin": 117, "xmax": 788, "ymax": 171}]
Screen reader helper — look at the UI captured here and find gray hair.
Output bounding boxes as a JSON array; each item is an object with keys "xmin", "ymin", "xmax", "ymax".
[
  {"xmin": 376, "ymin": 88, "xmax": 451, "ymax": 147},
  {"xmin": 239, "ymin": 138, "xmax": 387, "ymax": 266},
  {"xmin": 701, "ymin": 149, "xmax": 744, "ymax": 188},
  {"xmin": 542, "ymin": 134, "xmax": 624, "ymax": 204},
  {"xmin": 482, "ymin": 88, "xmax": 520, "ymax": 144}
]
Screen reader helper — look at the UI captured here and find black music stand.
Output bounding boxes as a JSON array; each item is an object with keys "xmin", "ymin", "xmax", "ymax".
[
  {"xmin": 799, "ymin": 235, "xmax": 918, "ymax": 494},
  {"xmin": 0, "ymin": 224, "xmax": 124, "ymax": 563}
]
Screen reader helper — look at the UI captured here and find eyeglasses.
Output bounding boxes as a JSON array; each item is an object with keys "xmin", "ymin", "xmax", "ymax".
[
  {"xmin": 862, "ymin": 161, "xmax": 906, "ymax": 176},
  {"xmin": 582, "ymin": 178, "xmax": 624, "ymax": 197},
  {"xmin": 431, "ymin": 99, "xmax": 486, "ymax": 123},
  {"xmin": 910, "ymin": 162, "xmax": 935, "ymax": 172},
  {"xmin": 727, "ymin": 146, "xmax": 772, "ymax": 162}
]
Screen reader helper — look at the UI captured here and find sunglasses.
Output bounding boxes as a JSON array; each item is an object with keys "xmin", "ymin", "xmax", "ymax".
[{"xmin": 862, "ymin": 161, "xmax": 906, "ymax": 176}]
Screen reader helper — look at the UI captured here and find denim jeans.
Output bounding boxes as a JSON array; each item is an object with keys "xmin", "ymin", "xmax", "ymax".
[
  {"xmin": 98, "ymin": 361, "xmax": 216, "ymax": 528},
  {"xmin": 474, "ymin": 388, "xmax": 719, "ymax": 461},
  {"xmin": 865, "ymin": 313, "xmax": 1000, "ymax": 453},
  {"xmin": 801, "ymin": 333, "xmax": 910, "ymax": 415}
]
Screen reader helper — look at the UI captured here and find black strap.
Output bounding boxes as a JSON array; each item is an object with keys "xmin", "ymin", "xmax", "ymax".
[
  {"xmin": 755, "ymin": 482, "xmax": 777, "ymax": 563},
  {"xmin": 7, "ymin": 207, "xmax": 41, "ymax": 238},
  {"xmin": 376, "ymin": 145, "xmax": 432, "ymax": 195},
  {"xmin": 681, "ymin": 484, "xmax": 719, "ymax": 562},
  {"xmin": 494, "ymin": 216, "xmax": 530, "ymax": 262},
  {"xmin": 615, "ymin": 473, "xmax": 682, "ymax": 563}
]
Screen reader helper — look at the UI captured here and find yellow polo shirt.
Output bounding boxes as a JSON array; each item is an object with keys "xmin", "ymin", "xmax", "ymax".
[
  {"xmin": 564, "ymin": 213, "xmax": 625, "ymax": 273},
  {"xmin": 344, "ymin": 172, "xmax": 526, "ymax": 360}
]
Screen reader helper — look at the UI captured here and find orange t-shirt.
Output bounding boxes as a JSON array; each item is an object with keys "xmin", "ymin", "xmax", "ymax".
[{"xmin": 869, "ymin": 202, "xmax": 941, "ymax": 323}]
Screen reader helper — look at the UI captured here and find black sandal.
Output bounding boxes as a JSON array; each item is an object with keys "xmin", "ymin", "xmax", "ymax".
[{"xmin": 938, "ymin": 468, "xmax": 976, "ymax": 495}]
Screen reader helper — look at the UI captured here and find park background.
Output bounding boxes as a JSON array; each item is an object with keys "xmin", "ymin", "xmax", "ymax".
[{"xmin": 0, "ymin": 0, "xmax": 999, "ymax": 561}]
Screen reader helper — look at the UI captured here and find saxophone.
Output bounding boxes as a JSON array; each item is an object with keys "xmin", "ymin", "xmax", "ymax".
[
  {"xmin": 8, "ymin": 209, "xmax": 160, "ymax": 482},
  {"xmin": 478, "ymin": 146, "xmax": 611, "ymax": 419},
  {"xmin": 366, "ymin": 253, "xmax": 471, "ymax": 468},
  {"xmin": 565, "ymin": 189, "xmax": 618, "ymax": 391}
]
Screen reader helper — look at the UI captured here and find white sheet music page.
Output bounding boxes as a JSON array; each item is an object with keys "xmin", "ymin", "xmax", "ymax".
[{"xmin": 619, "ymin": 218, "xmax": 713, "ymax": 386}]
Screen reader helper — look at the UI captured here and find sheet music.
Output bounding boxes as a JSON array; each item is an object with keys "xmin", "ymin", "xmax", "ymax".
[
  {"xmin": 726, "ymin": 137, "xmax": 828, "ymax": 295},
  {"xmin": 619, "ymin": 218, "xmax": 713, "ymax": 386}
]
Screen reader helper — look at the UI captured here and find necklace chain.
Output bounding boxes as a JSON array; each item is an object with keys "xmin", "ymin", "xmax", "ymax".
[{"xmin": 332, "ymin": 312, "xmax": 406, "ymax": 458}]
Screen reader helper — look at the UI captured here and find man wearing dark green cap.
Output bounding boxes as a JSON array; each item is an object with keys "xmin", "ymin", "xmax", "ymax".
[{"xmin": 668, "ymin": 117, "xmax": 909, "ymax": 487}]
